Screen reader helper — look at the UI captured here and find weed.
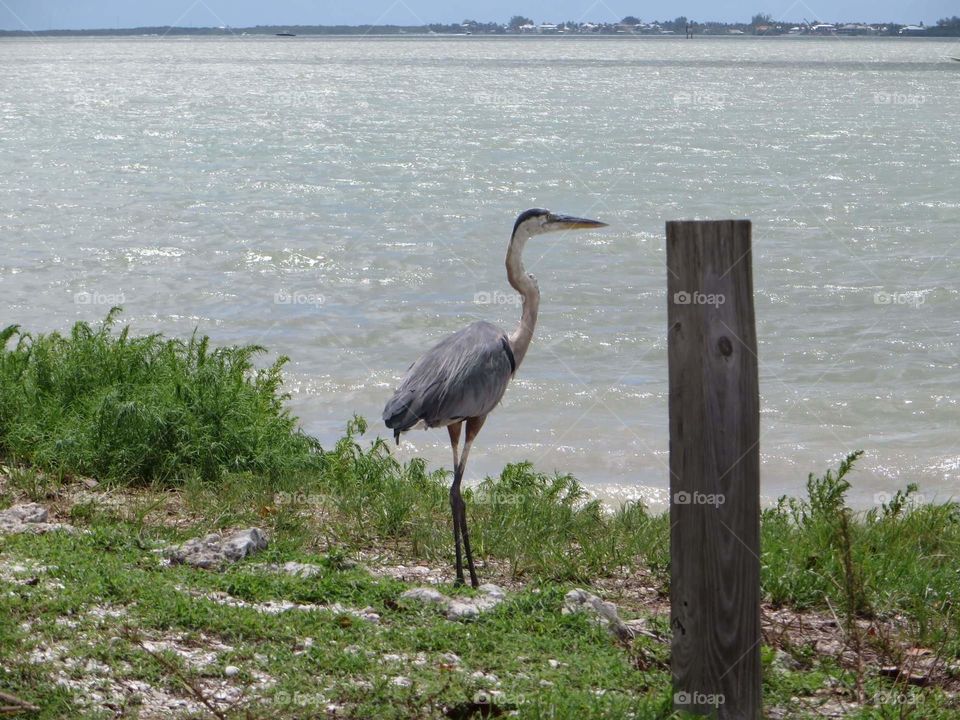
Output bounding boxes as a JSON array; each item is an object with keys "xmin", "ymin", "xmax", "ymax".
[{"xmin": 0, "ymin": 309, "xmax": 323, "ymax": 484}]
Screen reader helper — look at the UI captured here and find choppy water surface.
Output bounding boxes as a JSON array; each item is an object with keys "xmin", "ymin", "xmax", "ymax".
[{"xmin": 1, "ymin": 36, "xmax": 958, "ymax": 507}]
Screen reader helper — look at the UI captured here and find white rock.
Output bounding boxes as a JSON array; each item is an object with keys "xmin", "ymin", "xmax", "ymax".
[
  {"xmin": 0, "ymin": 503, "xmax": 74, "ymax": 535},
  {"xmin": 478, "ymin": 583, "xmax": 505, "ymax": 599},
  {"xmin": 772, "ymin": 649, "xmax": 802, "ymax": 672},
  {"xmin": 281, "ymin": 561, "xmax": 324, "ymax": 578},
  {"xmin": 222, "ymin": 528, "xmax": 268, "ymax": 561},
  {"xmin": 4, "ymin": 504, "xmax": 49, "ymax": 523},
  {"xmin": 401, "ymin": 585, "xmax": 506, "ymax": 621},
  {"xmin": 391, "ymin": 676, "xmax": 412, "ymax": 687},
  {"xmin": 470, "ymin": 671, "xmax": 498, "ymax": 685},
  {"xmin": 440, "ymin": 652, "xmax": 460, "ymax": 665},
  {"xmin": 400, "ymin": 587, "xmax": 446, "ymax": 604},
  {"xmin": 563, "ymin": 588, "xmax": 632, "ymax": 641},
  {"xmin": 446, "ymin": 601, "xmax": 480, "ymax": 620},
  {"xmin": 165, "ymin": 528, "xmax": 268, "ymax": 569},
  {"xmin": 224, "ymin": 665, "xmax": 240, "ymax": 677}
]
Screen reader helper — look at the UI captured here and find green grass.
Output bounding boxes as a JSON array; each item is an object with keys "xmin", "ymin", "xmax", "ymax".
[
  {"xmin": 0, "ymin": 309, "xmax": 322, "ymax": 484},
  {"xmin": 762, "ymin": 452, "xmax": 960, "ymax": 656},
  {"xmin": 1, "ymin": 313, "xmax": 959, "ymax": 718},
  {"xmin": 265, "ymin": 418, "xmax": 670, "ymax": 583},
  {"xmin": 0, "ymin": 522, "xmax": 675, "ymax": 719},
  {"xmin": 2, "ymin": 477, "xmax": 959, "ymax": 719}
]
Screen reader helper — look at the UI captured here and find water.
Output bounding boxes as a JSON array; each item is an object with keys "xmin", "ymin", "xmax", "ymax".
[{"xmin": 1, "ymin": 36, "xmax": 958, "ymax": 508}]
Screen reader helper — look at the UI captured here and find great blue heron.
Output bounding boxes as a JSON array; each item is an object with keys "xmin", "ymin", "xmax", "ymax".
[{"xmin": 383, "ymin": 209, "xmax": 608, "ymax": 586}]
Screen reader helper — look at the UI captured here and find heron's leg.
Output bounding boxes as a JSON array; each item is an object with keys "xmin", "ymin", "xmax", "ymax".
[
  {"xmin": 457, "ymin": 416, "xmax": 485, "ymax": 588},
  {"xmin": 448, "ymin": 422, "xmax": 465, "ymax": 586},
  {"xmin": 448, "ymin": 422, "xmax": 462, "ymax": 469}
]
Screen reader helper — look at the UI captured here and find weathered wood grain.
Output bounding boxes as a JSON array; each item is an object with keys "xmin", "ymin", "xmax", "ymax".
[{"xmin": 666, "ymin": 220, "xmax": 760, "ymax": 719}]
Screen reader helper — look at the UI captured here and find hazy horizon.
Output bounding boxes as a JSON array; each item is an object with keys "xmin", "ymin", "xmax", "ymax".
[{"xmin": 0, "ymin": 0, "xmax": 952, "ymax": 32}]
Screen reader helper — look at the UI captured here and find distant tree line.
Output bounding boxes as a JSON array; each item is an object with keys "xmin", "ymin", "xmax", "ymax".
[
  {"xmin": 2, "ymin": 16, "xmax": 960, "ymax": 37},
  {"xmin": 929, "ymin": 16, "xmax": 960, "ymax": 35}
]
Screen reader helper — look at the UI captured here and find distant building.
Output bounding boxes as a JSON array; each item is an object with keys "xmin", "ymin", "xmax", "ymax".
[
  {"xmin": 899, "ymin": 24, "xmax": 926, "ymax": 35},
  {"xmin": 538, "ymin": 23, "xmax": 559, "ymax": 34},
  {"xmin": 837, "ymin": 23, "xmax": 876, "ymax": 35}
]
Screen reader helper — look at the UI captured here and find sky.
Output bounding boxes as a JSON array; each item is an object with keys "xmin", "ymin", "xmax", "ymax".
[{"xmin": 0, "ymin": 0, "xmax": 951, "ymax": 31}]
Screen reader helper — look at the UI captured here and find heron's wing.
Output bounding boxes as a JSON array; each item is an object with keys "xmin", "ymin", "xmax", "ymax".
[{"xmin": 383, "ymin": 321, "xmax": 515, "ymax": 433}]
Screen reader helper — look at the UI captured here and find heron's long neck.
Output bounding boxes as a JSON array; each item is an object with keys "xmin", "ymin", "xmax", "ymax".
[{"xmin": 505, "ymin": 232, "xmax": 540, "ymax": 369}]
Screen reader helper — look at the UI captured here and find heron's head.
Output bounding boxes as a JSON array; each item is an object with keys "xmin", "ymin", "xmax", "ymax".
[{"xmin": 512, "ymin": 208, "xmax": 608, "ymax": 240}]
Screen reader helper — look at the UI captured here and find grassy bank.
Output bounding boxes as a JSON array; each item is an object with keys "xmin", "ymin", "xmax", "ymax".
[
  {"xmin": 0, "ymin": 309, "xmax": 322, "ymax": 484},
  {"xmin": 1, "ymin": 314, "xmax": 958, "ymax": 718}
]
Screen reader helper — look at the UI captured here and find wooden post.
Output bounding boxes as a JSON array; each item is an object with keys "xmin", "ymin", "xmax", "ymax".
[{"xmin": 666, "ymin": 220, "xmax": 760, "ymax": 719}]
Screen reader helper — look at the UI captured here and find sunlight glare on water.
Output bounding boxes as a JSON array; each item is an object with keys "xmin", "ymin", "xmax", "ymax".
[{"xmin": 1, "ymin": 36, "xmax": 958, "ymax": 508}]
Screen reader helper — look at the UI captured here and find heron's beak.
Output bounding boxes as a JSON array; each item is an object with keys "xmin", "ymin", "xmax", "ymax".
[{"xmin": 544, "ymin": 213, "xmax": 608, "ymax": 232}]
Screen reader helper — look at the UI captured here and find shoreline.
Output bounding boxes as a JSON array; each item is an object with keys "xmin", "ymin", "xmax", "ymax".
[{"xmin": 2, "ymin": 32, "xmax": 958, "ymax": 40}]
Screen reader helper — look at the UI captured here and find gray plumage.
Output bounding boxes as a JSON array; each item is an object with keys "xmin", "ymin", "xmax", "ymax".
[
  {"xmin": 383, "ymin": 320, "xmax": 515, "ymax": 443},
  {"xmin": 382, "ymin": 208, "xmax": 607, "ymax": 587}
]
